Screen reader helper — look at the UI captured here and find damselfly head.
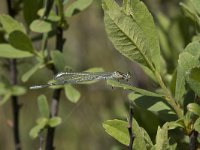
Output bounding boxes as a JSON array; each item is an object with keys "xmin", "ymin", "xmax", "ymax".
[
  {"xmin": 124, "ymin": 72, "xmax": 131, "ymax": 80},
  {"xmin": 113, "ymin": 71, "xmax": 131, "ymax": 80}
]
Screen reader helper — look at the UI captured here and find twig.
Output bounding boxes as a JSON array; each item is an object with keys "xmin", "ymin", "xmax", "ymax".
[
  {"xmin": 38, "ymin": 131, "xmax": 44, "ymax": 150},
  {"xmin": 7, "ymin": 0, "xmax": 21, "ymax": 149},
  {"xmin": 128, "ymin": 107, "xmax": 134, "ymax": 150},
  {"xmin": 45, "ymin": 88, "xmax": 62, "ymax": 150},
  {"xmin": 45, "ymin": 2, "xmax": 65, "ymax": 149},
  {"xmin": 189, "ymin": 130, "xmax": 198, "ymax": 150}
]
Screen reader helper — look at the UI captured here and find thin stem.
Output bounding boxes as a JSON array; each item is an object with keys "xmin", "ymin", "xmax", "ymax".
[
  {"xmin": 45, "ymin": 1, "xmax": 65, "ymax": 149},
  {"xmin": 128, "ymin": 107, "xmax": 134, "ymax": 150},
  {"xmin": 154, "ymin": 71, "xmax": 183, "ymax": 118},
  {"xmin": 189, "ymin": 130, "xmax": 198, "ymax": 150},
  {"xmin": 10, "ymin": 59, "xmax": 21, "ymax": 150},
  {"xmin": 7, "ymin": 0, "xmax": 21, "ymax": 149},
  {"xmin": 38, "ymin": 132, "xmax": 44, "ymax": 150}
]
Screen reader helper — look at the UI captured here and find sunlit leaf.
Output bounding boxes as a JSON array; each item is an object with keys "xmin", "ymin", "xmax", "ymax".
[
  {"xmin": 168, "ymin": 119, "xmax": 185, "ymax": 130},
  {"xmin": 180, "ymin": 2, "xmax": 199, "ymax": 24},
  {"xmin": 22, "ymin": 63, "xmax": 43, "ymax": 82},
  {"xmin": 194, "ymin": 118, "xmax": 200, "ymax": 133},
  {"xmin": 0, "ymin": 14, "xmax": 26, "ymax": 34},
  {"xmin": 155, "ymin": 123, "xmax": 170, "ymax": 150},
  {"xmin": 103, "ymin": 119, "xmax": 150, "ymax": 149},
  {"xmin": 128, "ymin": 93, "xmax": 173, "ymax": 112},
  {"xmin": 84, "ymin": 67, "xmax": 104, "ymax": 72},
  {"xmin": 107, "ymin": 80, "xmax": 162, "ymax": 97},
  {"xmin": 129, "ymin": 0, "xmax": 160, "ymax": 71},
  {"xmin": 65, "ymin": 0, "xmax": 93, "ymax": 17},
  {"xmin": 0, "ymin": 44, "xmax": 33, "ymax": 58},
  {"xmin": 103, "ymin": 119, "xmax": 130, "ymax": 145},
  {"xmin": 186, "ymin": 67, "xmax": 200, "ymax": 97},
  {"xmin": 64, "ymin": 84, "xmax": 80, "ymax": 103},
  {"xmin": 0, "ymin": 92, "xmax": 11, "ymax": 105},
  {"xmin": 176, "ymin": 42, "xmax": 200, "ymax": 100},
  {"xmin": 128, "ymin": 93, "xmax": 176, "ymax": 121},
  {"xmin": 102, "ymin": 0, "xmax": 159, "ymax": 71},
  {"xmin": 191, "ymin": 0, "xmax": 200, "ymax": 15},
  {"xmin": 48, "ymin": 117, "xmax": 62, "ymax": 127},
  {"xmin": 36, "ymin": 117, "xmax": 48, "ymax": 127},
  {"xmin": 37, "ymin": 9, "xmax": 60, "ymax": 22},
  {"xmin": 10, "ymin": 86, "xmax": 27, "ymax": 96},
  {"xmin": 187, "ymin": 103, "xmax": 200, "ymax": 116},
  {"xmin": 51, "ymin": 50, "xmax": 66, "ymax": 72},
  {"xmin": 29, "ymin": 125, "xmax": 42, "ymax": 139},
  {"xmin": 30, "ymin": 19, "xmax": 53, "ymax": 33},
  {"xmin": 37, "ymin": 95, "xmax": 49, "ymax": 118}
]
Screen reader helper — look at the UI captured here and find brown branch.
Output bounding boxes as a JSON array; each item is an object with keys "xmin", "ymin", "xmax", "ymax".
[
  {"xmin": 7, "ymin": 0, "xmax": 21, "ymax": 149},
  {"xmin": 189, "ymin": 130, "xmax": 198, "ymax": 150},
  {"xmin": 45, "ymin": 13, "xmax": 65, "ymax": 150},
  {"xmin": 128, "ymin": 107, "xmax": 135, "ymax": 150}
]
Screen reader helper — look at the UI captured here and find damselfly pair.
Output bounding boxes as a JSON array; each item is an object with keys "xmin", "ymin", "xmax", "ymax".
[{"xmin": 30, "ymin": 71, "xmax": 131, "ymax": 89}]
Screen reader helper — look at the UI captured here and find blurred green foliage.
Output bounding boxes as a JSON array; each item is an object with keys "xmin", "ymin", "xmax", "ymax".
[{"xmin": 0, "ymin": 0, "xmax": 200, "ymax": 149}]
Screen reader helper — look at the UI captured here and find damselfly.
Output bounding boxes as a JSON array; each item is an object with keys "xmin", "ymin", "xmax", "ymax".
[{"xmin": 30, "ymin": 71, "xmax": 131, "ymax": 89}]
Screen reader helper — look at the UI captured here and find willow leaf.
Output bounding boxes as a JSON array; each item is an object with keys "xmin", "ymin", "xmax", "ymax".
[
  {"xmin": 107, "ymin": 80, "xmax": 162, "ymax": 97},
  {"xmin": 130, "ymin": 0, "xmax": 160, "ymax": 71},
  {"xmin": 103, "ymin": 8, "xmax": 152, "ymax": 68}
]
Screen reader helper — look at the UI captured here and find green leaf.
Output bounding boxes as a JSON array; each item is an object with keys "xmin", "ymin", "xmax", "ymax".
[
  {"xmin": 0, "ymin": 83, "xmax": 7, "ymax": 95},
  {"xmin": 51, "ymin": 50, "xmax": 66, "ymax": 72},
  {"xmin": 187, "ymin": 67, "xmax": 200, "ymax": 96},
  {"xmin": 0, "ymin": 92, "xmax": 11, "ymax": 105},
  {"xmin": 129, "ymin": 0, "xmax": 160, "ymax": 71},
  {"xmin": 0, "ymin": 14, "xmax": 26, "ymax": 34},
  {"xmin": 175, "ymin": 51, "xmax": 200, "ymax": 102},
  {"xmin": 36, "ymin": 117, "xmax": 48, "ymax": 128},
  {"xmin": 102, "ymin": 119, "xmax": 130, "ymax": 145},
  {"xmin": 37, "ymin": 9, "xmax": 61, "ymax": 22},
  {"xmin": 84, "ymin": 67, "xmax": 104, "ymax": 72},
  {"xmin": 168, "ymin": 119, "xmax": 185, "ymax": 130},
  {"xmin": 184, "ymin": 41, "xmax": 200, "ymax": 56},
  {"xmin": 103, "ymin": 6, "xmax": 151, "ymax": 68},
  {"xmin": 191, "ymin": 0, "xmax": 200, "ymax": 15},
  {"xmin": 155, "ymin": 123, "xmax": 170, "ymax": 150},
  {"xmin": 30, "ymin": 19, "xmax": 53, "ymax": 33},
  {"xmin": 128, "ymin": 93, "xmax": 173, "ymax": 112},
  {"xmin": 102, "ymin": 0, "xmax": 159, "ymax": 71},
  {"xmin": 187, "ymin": 103, "xmax": 200, "ymax": 116},
  {"xmin": 9, "ymin": 30, "xmax": 35, "ymax": 53},
  {"xmin": 64, "ymin": 84, "xmax": 81, "ymax": 103},
  {"xmin": 184, "ymin": 111, "xmax": 194, "ymax": 129},
  {"xmin": 48, "ymin": 117, "xmax": 62, "ymax": 127},
  {"xmin": 107, "ymin": 80, "xmax": 162, "ymax": 97},
  {"xmin": 102, "ymin": 0, "xmax": 120, "ymax": 10},
  {"xmin": 23, "ymin": 0, "xmax": 43, "ymax": 25},
  {"xmin": 37, "ymin": 95, "xmax": 49, "ymax": 118},
  {"xmin": 175, "ymin": 65, "xmax": 186, "ymax": 103},
  {"xmin": 22, "ymin": 63, "xmax": 43, "ymax": 82},
  {"xmin": 128, "ymin": 93, "xmax": 176, "ymax": 121},
  {"xmin": 65, "ymin": 0, "xmax": 93, "ymax": 17},
  {"xmin": 10, "ymin": 86, "xmax": 27, "ymax": 96},
  {"xmin": 180, "ymin": 2, "xmax": 199, "ymax": 24},
  {"xmin": 140, "ymin": 127, "xmax": 154, "ymax": 149},
  {"xmin": 103, "ymin": 119, "xmax": 149, "ymax": 149},
  {"xmin": 194, "ymin": 118, "xmax": 200, "ymax": 133},
  {"xmin": 29, "ymin": 125, "xmax": 42, "ymax": 139},
  {"xmin": 0, "ymin": 44, "xmax": 34, "ymax": 58}
]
